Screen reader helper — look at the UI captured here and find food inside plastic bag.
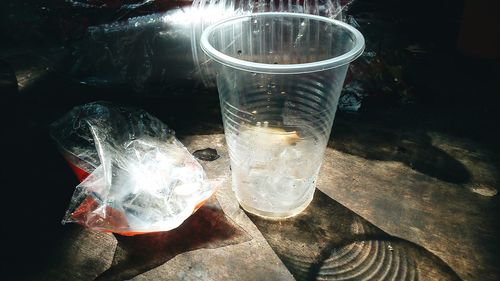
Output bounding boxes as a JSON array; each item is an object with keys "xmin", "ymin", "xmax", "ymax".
[{"xmin": 50, "ymin": 102, "xmax": 217, "ymax": 235}]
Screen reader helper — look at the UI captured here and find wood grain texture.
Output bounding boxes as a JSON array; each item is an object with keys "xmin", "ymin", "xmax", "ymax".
[{"xmin": 319, "ymin": 118, "xmax": 500, "ymax": 281}]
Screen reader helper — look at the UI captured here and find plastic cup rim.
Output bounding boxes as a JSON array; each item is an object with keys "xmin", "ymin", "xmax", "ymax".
[{"xmin": 200, "ymin": 12, "xmax": 365, "ymax": 74}]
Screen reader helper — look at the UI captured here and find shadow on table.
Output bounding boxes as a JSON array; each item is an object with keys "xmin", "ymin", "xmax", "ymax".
[
  {"xmin": 247, "ymin": 190, "xmax": 462, "ymax": 281},
  {"xmin": 329, "ymin": 118, "xmax": 471, "ymax": 184},
  {"xmin": 94, "ymin": 198, "xmax": 250, "ymax": 281}
]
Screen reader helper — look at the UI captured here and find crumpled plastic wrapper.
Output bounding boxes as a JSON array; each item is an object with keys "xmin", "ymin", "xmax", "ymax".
[
  {"xmin": 50, "ymin": 102, "xmax": 217, "ymax": 235},
  {"xmin": 66, "ymin": 0, "xmax": 355, "ymax": 92},
  {"xmin": 68, "ymin": 9, "xmax": 196, "ymax": 94}
]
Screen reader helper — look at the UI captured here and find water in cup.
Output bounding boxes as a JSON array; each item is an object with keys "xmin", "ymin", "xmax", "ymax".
[{"xmin": 227, "ymin": 123, "xmax": 326, "ymax": 218}]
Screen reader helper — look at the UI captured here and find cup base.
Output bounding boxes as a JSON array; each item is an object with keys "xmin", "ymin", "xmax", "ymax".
[{"xmin": 237, "ymin": 190, "xmax": 315, "ymax": 220}]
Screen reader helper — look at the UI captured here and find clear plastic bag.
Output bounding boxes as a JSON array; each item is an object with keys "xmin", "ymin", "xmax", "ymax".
[
  {"xmin": 66, "ymin": 0, "xmax": 355, "ymax": 92},
  {"xmin": 50, "ymin": 102, "xmax": 217, "ymax": 235},
  {"xmin": 68, "ymin": 9, "xmax": 196, "ymax": 94}
]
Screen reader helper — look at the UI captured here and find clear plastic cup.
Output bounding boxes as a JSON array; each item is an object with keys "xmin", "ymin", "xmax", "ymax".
[
  {"xmin": 201, "ymin": 12, "xmax": 364, "ymax": 218},
  {"xmin": 191, "ymin": 0, "xmax": 344, "ymax": 86}
]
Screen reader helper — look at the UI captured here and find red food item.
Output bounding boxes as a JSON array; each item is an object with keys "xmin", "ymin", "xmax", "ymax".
[
  {"xmin": 65, "ymin": 158, "xmax": 91, "ymax": 182},
  {"xmin": 63, "ymin": 156, "xmax": 214, "ymax": 236},
  {"xmin": 71, "ymin": 196, "xmax": 132, "ymax": 235}
]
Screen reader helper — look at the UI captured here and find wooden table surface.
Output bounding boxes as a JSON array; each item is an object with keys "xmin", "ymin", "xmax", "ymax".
[
  {"xmin": 6, "ymin": 111, "xmax": 498, "ymax": 281},
  {"xmin": 2, "ymin": 79, "xmax": 498, "ymax": 281}
]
